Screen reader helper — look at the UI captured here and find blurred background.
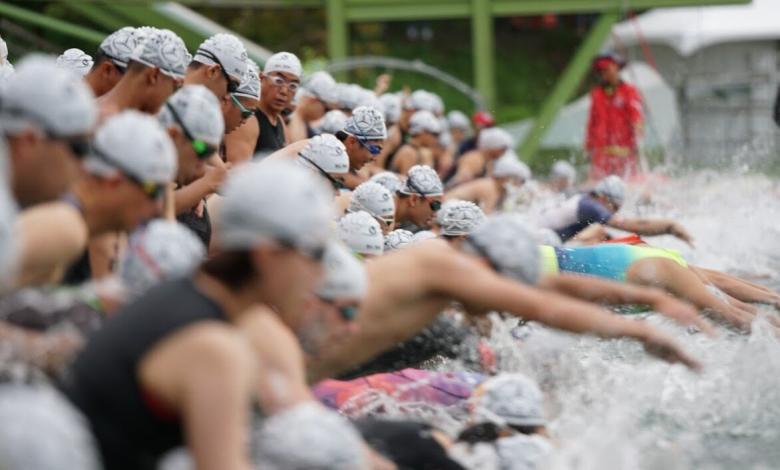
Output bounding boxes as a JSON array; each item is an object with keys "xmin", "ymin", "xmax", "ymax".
[{"xmin": 3, "ymin": 0, "xmax": 775, "ymax": 171}]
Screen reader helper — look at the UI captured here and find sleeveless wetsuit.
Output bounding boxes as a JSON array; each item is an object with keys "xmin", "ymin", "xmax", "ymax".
[
  {"xmin": 254, "ymin": 110, "xmax": 286, "ymax": 156},
  {"xmin": 539, "ymin": 244, "xmax": 687, "ymax": 281},
  {"xmin": 176, "ymin": 202, "xmax": 211, "ymax": 248},
  {"xmin": 62, "ymin": 278, "xmax": 228, "ymax": 470}
]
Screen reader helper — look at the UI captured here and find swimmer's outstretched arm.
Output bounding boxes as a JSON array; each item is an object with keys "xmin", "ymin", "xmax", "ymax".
[
  {"xmin": 607, "ymin": 216, "xmax": 693, "ymax": 246},
  {"xmin": 538, "ymin": 273, "xmax": 715, "ymax": 335},
  {"xmin": 431, "ymin": 258, "xmax": 701, "ymax": 370}
]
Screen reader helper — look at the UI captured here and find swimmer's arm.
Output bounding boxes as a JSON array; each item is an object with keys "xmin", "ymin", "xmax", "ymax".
[
  {"xmin": 286, "ymin": 112, "xmax": 308, "ymax": 144},
  {"xmin": 448, "ymin": 153, "xmax": 480, "ymax": 186},
  {"xmin": 393, "ymin": 146, "xmax": 417, "ymax": 176},
  {"xmin": 14, "ymin": 203, "xmax": 88, "ymax": 287},
  {"xmin": 539, "ymin": 273, "xmax": 713, "ymax": 333},
  {"xmin": 342, "ymin": 172, "xmax": 367, "ymax": 191},
  {"xmin": 87, "ymin": 233, "xmax": 119, "ymax": 281},
  {"xmin": 175, "ymin": 163, "xmax": 230, "ymax": 214},
  {"xmin": 224, "ymin": 117, "xmax": 260, "ymax": 165},
  {"xmin": 608, "ymin": 217, "xmax": 693, "ymax": 245}
]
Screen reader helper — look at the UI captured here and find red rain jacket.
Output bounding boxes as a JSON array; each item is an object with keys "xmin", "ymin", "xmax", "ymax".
[{"xmin": 586, "ymin": 82, "xmax": 643, "ymax": 153}]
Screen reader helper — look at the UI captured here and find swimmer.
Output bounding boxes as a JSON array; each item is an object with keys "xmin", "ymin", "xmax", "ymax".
[
  {"xmin": 84, "ymin": 27, "xmax": 138, "ymax": 97},
  {"xmin": 55, "ymin": 48, "xmax": 93, "ymax": 77},
  {"xmin": 445, "ymin": 151, "xmax": 531, "ymax": 213},
  {"xmin": 338, "ymin": 211, "xmax": 385, "ymax": 258},
  {"xmin": 538, "ymin": 175, "xmax": 693, "ymax": 245},
  {"xmin": 447, "ymin": 127, "xmax": 513, "ymax": 187},
  {"xmin": 287, "ymin": 71, "xmax": 337, "ymax": 142},
  {"xmin": 386, "ymin": 110, "xmax": 441, "ymax": 175},
  {"xmin": 222, "ymin": 58, "xmax": 262, "ymax": 163},
  {"xmin": 548, "ymin": 160, "xmax": 577, "ymax": 195},
  {"xmin": 254, "ymin": 52, "xmax": 301, "ymax": 155},
  {"xmin": 307, "ymin": 214, "xmax": 701, "ymax": 383},
  {"xmin": 296, "ymin": 133, "xmax": 350, "ymax": 194},
  {"xmin": 393, "ymin": 165, "xmax": 444, "ymax": 230},
  {"xmin": 348, "ymin": 181, "xmax": 396, "ymax": 234}
]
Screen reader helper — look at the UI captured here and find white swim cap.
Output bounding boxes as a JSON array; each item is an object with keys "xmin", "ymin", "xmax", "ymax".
[
  {"xmin": 159, "ymin": 84, "xmax": 225, "ymax": 147},
  {"xmin": 335, "ymin": 83, "xmax": 361, "ymax": 111},
  {"xmin": 400, "ymin": 165, "xmax": 444, "ymax": 197},
  {"xmin": 0, "ymin": 63, "xmax": 14, "ymax": 88},
  {"xmin": 0, "ymin": 385, "xmax": 101, "ymax": 470},
  {"xmin": 466, "ymin": 214, "xmax": 540, "ymax": 284},
  {"xmin": 550, "ymin": 160, "xmax": 576, "ymax": 183},
  {"xmin": 349, "ymin": 181, "xmax": 395, "ymax": 223},
  {"xmin": 409, "ymin": 110, "xmax": 442, "ymax": 136},
  {"xmin": 317, "ymin": 240, "xmax": 368, "ymax": 301},
  {"xmin": 496, "ymin": 434, "xmax": 553, "ymax": 470},
  {"xmin": 594, "ymin": 175, "xmax": 626, "ymax": 206},
  {"xmin": 437, "ymin": 200, "xmax": 486, "ymax": 236},
  {"xmin": 405, "ymin": 89, "xmax": 438, "ymax": 113},
  {"xmin": 119, "ymin": 220, "xmax": 206, "ymax": 297},
  {"xmin": 320, "ymin": 110, "xmax": 348, "ymax": 135},
  {"xmin": 263, "ymin": 51, "xmax": 302, "ymax": 79},
  {"xmin": 0, "ymin": 54, "xmax": 96, "ymax": 137},
  {"xmin": 447, "ymin": 110, "xmax": 470, "ymax": 131},
  {"xmin": 298, "ymin": 133, "xmax": 349, "ymax": 174},
  {"xmin": 338, "ymin": 211, "xmax": 384, "ymax": 256},
  {"xmin": 430, "ymin": 93, "xmax": 445, "ymax": 115},
  {"xmin": 132, "ymin": 26, "xmax": 159, "ymax": 41},
  {"xmin": 370, "ymin": 171, "xmax": 404, "ymax": 194},
  {"xmin": 218, "ymin": 160, "xmax": 334, "ymax": 253},
  {"xmin": 471, "ymin": 373, "xmax": 546, "ymax": 427},
  {"xmin": 478, "ymin": 127, "xmax": 513, "ymax": 151},
  {"xmin": 85, "ymin": 110, "xmax": 177, "ymax": 185},
  {"xmin": 130, "ymin": 28, "xmax": 190, "ymax": 79},
  {"xmin": 255, "ymin": 402, "xmax": 367, "ymax": 470},
  {"xmin": 303, "ymin": 71, "xmax": 337, "ymax": 103},
  {"xmin": 344, "ymin": 106, "xmax": 387, "ymax": 140},
  {"xmin": 56, "ymin": 48, "xmax": 93, "ymax": 77},
  {"xmin": 234, "ymin": 58, "xmax": 260, "ymax": 100},
  {"xmin": 412, "ymin": 230, "xmax": 437, "ymax": 243},
  {"xmin": 99, "ymin": 27, "xmax": 138, "ymax": 67},
  {"xmin": 0, "ymin": 35, "xmax": 7, "ymax": 63},
  {"xmin": 493, "ymin": 152, "xmax": 531, "ymax": 181},
  {"xmin": 379, "ymin": 93, "xmax": 402, "ymax": 124},
  {"xmin": 193, "ymin": 33, "xmax": 248, "ymax": 83},
  {"xmin": 384, "ymin": 228, "xmax": 413, "ymax": 251}
]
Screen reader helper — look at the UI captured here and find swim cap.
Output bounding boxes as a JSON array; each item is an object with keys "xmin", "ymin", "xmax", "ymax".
[
  {"xmin": 99, "ymin": 27, "xmax": 138, "ymax": 67},
  {"xmin": 405, "ymin": 89, "xmax": 438, "ymax": 113},
  {"xmin": 119, "ymin": 220, "xmax": 206, "ymax": 297},
  {"xmin": 0, "ymin": 385, "xmax": 101, "ymax": 470},
  {"xmin": 263, "ymin": 51, "xmax": 302, "ymax": 79},
  {"xmin": 447, "ymin": 110, "xmax": 470, "ymax": 131},
  {"xmin": 56, "ymin": 49, "xmax": 93, "ymax": 76},
  {"xmin": 550, "ymin": 160, "xmax": 576, "ymax": 183},
  {"xmin": 379, "ymin": 93, "xmax": 402, "ymax": 124},
  {"xmin": 159, "ymin": 84, "xmax": 225, "ymax": 147},
  {"xmin": 338, "ymin": 211, "xmax": 384, "ymax": 256},
  {"xmin": 318, "ymin": 240, "xmax": 368, "ymax": 301},
  {"xmin": 0, "ymin": 63, "xmax": 13, "ymax": 88},
  {"xmin": 234, "ymin": 58, "xmax": 260, "ymax": 100},
  {"xmin": 409, "ymin": 110, "xmax": 442, "ymax": 136},
  {"xmin": 496, "ymin": 434, "xmax": 553, "ymax": 470},
  {"xmin": 470, "ymin": 373, "xmax": 546, "ymax": 427},
  {"xmin": 412, "ymin": 230, "xmax": 437, "ymax": 242},
  {"xmin": 335, "ymin": 83, "xmax": 362, "ymax": 111},
  {"xmin": 466, "ymin": 214, "xmax": 540, "ymax": 284},
  {"xmin": 0, "ymin": 54, "xmax": 96, "ymax": 137},
  {"xmin": 472, "ymin": 110, "xmax": 495, "ymax": 127},
  {"xmin": 320, "ymin": 110, "xmax": 348, "ymax": 135},
  {"xmin": 430, "ymin": 93, "xmax": 445, "ymax": 115},
  {"xmin": 400, "ymin": 165, "xmax": 444, "ymax": 197},
  {"xmin": 356, "ymin": 89, "xmax": 382, "ymax": 112},
  {"xmin": 0, "ymin": 36, "xmax": 7, "ymax": 64},
  {"xmin": 255, "ymin": 402, "xmax": 367, "ymax": 470},
  {"xmin": 303, "ymin": 71, "xmax": 337, "ymax": 103},
  {"xmin": 218, "ymin": 160, "xmax": 334, "ymax": 253},
  {"xmin": 192, "ymin": 33, "xmax": 248, "ymax": 83},
  {"xmin": 130, "ymin": 28, "xmax": 190, "ymax": 79},
  {"xmin": 370, "ymin": 171, "xmax": 404, "ymax": 194},
  {"xmin": 349, "ymin": 181, "xmax": 395, "ymax": 222},
  {"xmin": 437, "ymin": 200, "xmax": 486, "ymax": 236},
  {"xmin": 594, "ymin": 175, "xmax": 626, "ymax": 206},
  {"xmin": 478, "ymin": 127, "xmax": 513, "ymax": 151},
  {"xmin": 384, "ymin": 229, "xmax": 413, "ymax": 251},
  {"xmin": 84, "ymin": 110, "xmax": 177, "ymax": 184},
  {"xmin": 298, "ymin": 133, "xmax": 349, "ymax": 174},
  {"xmin": 493, "ymin": 152, "xmax": 531, "ymax": 181},
  {"xmin": 133, "ymin": 26, "xmax": 159, "ymax": 41},
  {"xmin": 344, "ymin": 106, "xmax": 387, "ymax": 140}
]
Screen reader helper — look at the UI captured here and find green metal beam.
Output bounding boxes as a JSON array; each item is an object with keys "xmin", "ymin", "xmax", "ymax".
[
  {"xmin": 327, "ymin": 0, "xmax": 348, "ymax": 60},
  {"xmin": 0, "ymin": 1, "xmax": 105, "ymax": 45},
  {"xmin": 471, "ymin": 0, "xmax": 494, "ymax": 110},
  {"xmin": 518, "ymin": 11, "xmax": 619, "ymax": 163}
]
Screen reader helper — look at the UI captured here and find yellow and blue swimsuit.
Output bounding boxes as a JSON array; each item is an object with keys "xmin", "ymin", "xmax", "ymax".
[{"xmin": 540, "ymin": 244, "xmax": 687, "ymax": 282}]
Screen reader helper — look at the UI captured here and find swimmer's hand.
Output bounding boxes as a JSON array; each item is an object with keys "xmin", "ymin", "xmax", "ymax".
[
  {"xmin": 653, "ymin": 296, "xmax": 717, "ymax": 337},
  {"xmin": 639, "ymin": 327, "xmax": 702, "ymax": 371},
  {"xmin": 669, "ymin": 222, "xmax": 694, "ymax": 247}
]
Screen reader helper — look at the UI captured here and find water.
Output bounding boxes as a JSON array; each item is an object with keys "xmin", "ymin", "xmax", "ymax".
[{"xmin": 343, "ymin": 169, "xmax": 780, "ymax": 469}]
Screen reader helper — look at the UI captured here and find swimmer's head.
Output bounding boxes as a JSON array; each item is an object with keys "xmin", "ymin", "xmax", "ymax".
[
  {"xmin": 408, "ymin": 110, "xmax": 442, "ymax": 148},
  {"xmin": 477, "ymin": 127, "xmax": 513, "ymax": 160},
  {"xmin": 370, "ymin": 171, "xmax": 404, "ymax": 194},
  {"xmin": 297, "ymin": 134, "xmax": 350, "ymax": 191},
  {"xmin": 349, "ymin": 181, "xmax": 396, "ymax": 234},
  {"xmin": 338, "ymin": 211, "xmax": 384, "ymax": 257},
  {"xmin": 56, "ymin": 49, "xmax": 94, "ymax": 77},
  {"xmin": 493, "ymin": 151, "xmax": 531, "ymax": 186},
  {"xmin": 593, "ymin": 175, "xmax": 626, "ymax": 210},
  {"xmin": 320, "ymin": 110, "xmax": 348, "ymax": 135},
  {"xmin": 437, "ymin": 200, "xmax": 486, "ymax": 239},
  {"xmin": 384, "ymin": 229, "xmax": 414, "ymax": 252},
  {"xmin": 254, "ymin": 402, "xmax": 367, "ymax": 470},
  {"xmin": 464, "ymin": 214, "xmax": 540, "ymax": 285},
  {"xmin": 397, "ymin": 165, "xmax": 444, "ymax": 228},
  {"xmin": 379, "ymin": 93, "xmax": 402, "ymax": 124},
  {"xmin": 550, "ymin": 160, "xmax": 576, "ymax": 191}
]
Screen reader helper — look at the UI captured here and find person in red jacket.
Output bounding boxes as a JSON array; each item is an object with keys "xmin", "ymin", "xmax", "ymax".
[{"xmin": 585, "ymin": 53, "xmax": 643, "ymax": 181}]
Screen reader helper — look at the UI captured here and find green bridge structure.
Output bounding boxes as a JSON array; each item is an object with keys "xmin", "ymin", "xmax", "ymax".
[{"xmin": 0, "ymin": 0, "xmax": 749, "ymax": 163}]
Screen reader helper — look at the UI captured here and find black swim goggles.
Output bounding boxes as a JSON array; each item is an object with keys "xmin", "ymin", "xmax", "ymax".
[
  {"xmin": 405, "ymin": 176, "xmax": 442, "ymax": 211},
  {"xmin": 165, "ymin": 103, "xmax": 217, "ymax": 159},
  {"xmin": 89, "ymin": 145, "xmax": 165, "ymax": 200},
  {"xmin": 197, "ymin": 49, "xmax": 239, "ymax": 94}
]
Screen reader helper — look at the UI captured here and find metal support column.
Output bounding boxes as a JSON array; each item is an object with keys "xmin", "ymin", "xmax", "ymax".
[{"xmin": 471, "ymin": 0, "xmax": 494, "ymax": 110}]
